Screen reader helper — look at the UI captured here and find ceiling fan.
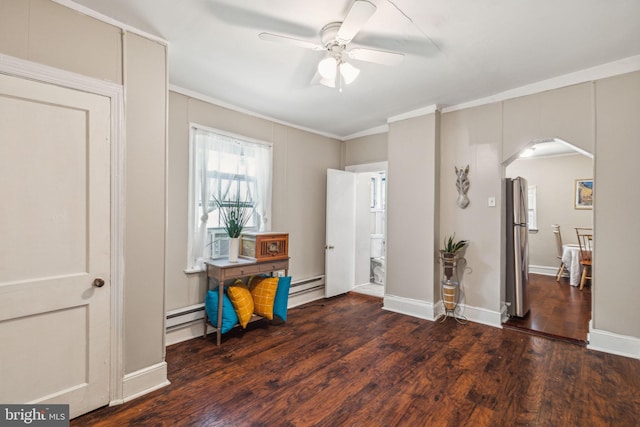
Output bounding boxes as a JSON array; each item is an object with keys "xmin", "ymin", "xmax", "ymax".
[{"xmin": 258, "ymin": 0, "xmax": 404, "ymax": 90}]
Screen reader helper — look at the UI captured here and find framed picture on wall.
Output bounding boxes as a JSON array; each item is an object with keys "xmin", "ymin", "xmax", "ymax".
[{"xmin": 575, "ymin": 179, "xmax": 593, "ymax": 209}]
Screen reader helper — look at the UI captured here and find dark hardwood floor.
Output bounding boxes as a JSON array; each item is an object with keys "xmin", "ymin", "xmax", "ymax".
[
  {"xmin": 73, "ymin": 292, "xmax": 639, "ymax": 427},
  {"xmin": 504, "ymin": 273, "xmax": 591, "ymax": 344}
]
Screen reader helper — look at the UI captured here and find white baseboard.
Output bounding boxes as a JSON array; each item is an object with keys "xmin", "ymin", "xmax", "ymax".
[
  {"xmin": 382, "ymin": 294, "xmax": 502, "ymax": 328},
  {"xmin": 529, "ymin": 265, "xmax": 558, "ymax": 276},
  {"xmin": 454, "ymin": 303, "xmax": 503, "ymax": 327},
  {"xmin": 166, "ymin": 321, "xmax": 210, "ymax": 346},
  {"xmin": 121, "ymin": 362, "xmax": 170, "ymax": 403},
  {"xmin": 588, "ymin": 327, "xmax": 640, "ymax": 360},
  {"xmin": 383, "ymin": 294, "xmax": 435, "ymax": 320},
  {"xmin": 288, "ymin": 288, "xmax": 325, "ymax": 308}
]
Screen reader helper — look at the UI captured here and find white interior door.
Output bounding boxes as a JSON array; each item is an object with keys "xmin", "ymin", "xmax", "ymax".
[
  {"xmin": 0, "ymin": 73, "xmax": 111, "ymax": 418},
  {"xmin": 325, "ymin": 169, "xmax": 356, "ymax": 297}
]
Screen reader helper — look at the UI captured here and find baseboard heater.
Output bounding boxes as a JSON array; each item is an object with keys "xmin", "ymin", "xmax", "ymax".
[
  {"xmin": 165, "ymin": 275, "xmax": 326, "ymax": 331},
  {"xmin": 289, "ymin": 275, "xmax": 325, "ymax": 296}
]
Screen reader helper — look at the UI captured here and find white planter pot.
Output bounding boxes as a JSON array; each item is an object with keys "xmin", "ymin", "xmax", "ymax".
[{"xmin": 229, "ymin": 237, "xmax": 240, "ymax": 263}]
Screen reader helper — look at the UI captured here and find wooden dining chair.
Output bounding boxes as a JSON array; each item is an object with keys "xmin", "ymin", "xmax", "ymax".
[
  {"xmin": 552, "ymin": 224, "xmax": 567, "ymax": 281},
  {"xmin": 575, "ymin": 227, "xmax": 593, "ymax": 290}
]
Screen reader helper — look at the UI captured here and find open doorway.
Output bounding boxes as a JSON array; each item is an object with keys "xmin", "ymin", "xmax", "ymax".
[
  {"xmin": 347, "ymin": 162, "xmax": 387, "ymax": 298},
  {"xmin": 502, "ymin": 139, "xmax": 593, "ymax": 344}
]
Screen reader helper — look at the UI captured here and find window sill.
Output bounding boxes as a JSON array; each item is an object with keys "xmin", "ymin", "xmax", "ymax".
[
  {"xmin": 529, "ymin": 228, "xmax": 538, "ymax": 234},
  {"xmin": 184, "ymin": 267, "xmax": 204, "ymax": 274}
]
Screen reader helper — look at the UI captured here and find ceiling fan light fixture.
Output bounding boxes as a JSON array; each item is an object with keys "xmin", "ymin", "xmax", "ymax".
[
  {"xmin": 340, "ymin": 62, "xmax": 360, "ymax": 84},
  {"xmin": 318, "ymin": 57, "xmax": 338, "ymax": 79},
  {"xmin": 319, "ymin": 76, "xmax": 336, "ymax": 88}
]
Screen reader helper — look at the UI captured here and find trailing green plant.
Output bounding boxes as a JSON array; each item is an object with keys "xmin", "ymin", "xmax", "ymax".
[
  {"xmin": 442, "ymin": 234, "xmax": 468, "ymax": 253},
  {"xmin": 211, "ymin": 194, "xmax": 255, "ymax": 238}
]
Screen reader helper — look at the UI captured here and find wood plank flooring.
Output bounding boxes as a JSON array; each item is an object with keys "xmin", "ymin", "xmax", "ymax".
[
  {"xmin": 504, "ymin": 273, "xmax": 591, "ymax": 344},
  {"xmin": 73, "ymin": 293, "xmax": 639, "ymax": 427}
]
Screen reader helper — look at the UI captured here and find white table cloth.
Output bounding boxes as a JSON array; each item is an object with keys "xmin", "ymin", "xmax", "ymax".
[{"xmin": 561, "ymin": 244, "xmax": 582, "ymax": 286}]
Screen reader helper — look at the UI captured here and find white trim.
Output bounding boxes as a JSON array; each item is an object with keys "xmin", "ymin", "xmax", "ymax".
[
  {"xmin": 51, "ymin": 0, "xmax": 167, "ymax": 45},
  {"xmin": 190, "ymin": 122, "xmax": 274, "ymax": 149},
  {"xmin": 528, "ymin": 265, "xmax": 558, "ymax": 276},
  {"xmin": 288, "ymin": 288, "xmax": 325, "ymax": 308},
  {"xmin": 121, "ymin": 362, "xmax": 171, "ymax": 403},
  {"xmin": 382, "ymin": 294, "xmax": 502, "ymax": 328},
  {"xmin": 388, "ymin": 104, "xmax": 439, "ymax": 124},
  {"xmin": 588, "ymin": 326, "xmax": 640, "ymax": 360},
  {"xmin": 167, "ymin": 322, "xmax": 210, "ymax": 347},
  {"xmin": 449, "ymin": 303, "xmax": 503, "ymax": 328},
  {"xmin": 0, "ymin": 53, "xmax": 127, "ymax": 406},
  {"xmin": 170, "ymin": 84, "xmax": 342, "ymax": 141},
  {"xmin": 345, "ymin": 161, "xmax": 388, "ymax": 173},
  {"xmin": 442, "ymin": 55, "xmax": 640, "ymax": 113},
  {"xmin": 383, "ymin": 295, "xmax": 435, "ymax": 320}
]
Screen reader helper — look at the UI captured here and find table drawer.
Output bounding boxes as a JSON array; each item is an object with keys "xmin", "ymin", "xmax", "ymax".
[
  {"xmin": 220, "ymin": 264, "xmax": 262, "ymax": 280},
  {"xmin": 258, "ymin": 260, "xmax": 289, "ymax": 273}
]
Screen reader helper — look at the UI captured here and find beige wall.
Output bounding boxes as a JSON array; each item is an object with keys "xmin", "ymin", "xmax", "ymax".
[
  {"xmin": 507, "ymin": 154, "xmax": 593, "ymax": 268},
  {"xmin": 0, "ymin": 0, "xmax": 168, "ymax": 376},
  {"xmin": 593, "ymin": 71, "xmax": 640, "ymax": 336},
  {"xmin": 347, "ymin": 72, "xmax": 640, "ymax": 346},
  {"xmin": 386, "ymin": 113, "xmax": 440, "ymax": 302},
  {"xmin": 165, "ymin": 91, "xmax": 342, "ymax": 312},
  {"xmin": 123, "ymin": 33, "xmax": 167, "ymax": 372},
  {"xmin": 341, "ymin": 132, "xmax": 387, "ymax": 168},
  {"xmin": 502, "ymin": 83, "xmax": 594, "ymax": 162},
  {"xmin": 0, "ymin": 0, "xmax": 123, "ymax": 84},
  {"xmin": 439, "ymin": 72, "xmax": 639, "ymax": 340},
  {"xmin": 440, "ymin": 104, "xmax": 504, "ymax": 312}
]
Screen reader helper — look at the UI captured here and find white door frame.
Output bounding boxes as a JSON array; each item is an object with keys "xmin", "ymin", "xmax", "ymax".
[{"xmin": 0, "ymin": 54, "xmax": 126, "ymax": 405}]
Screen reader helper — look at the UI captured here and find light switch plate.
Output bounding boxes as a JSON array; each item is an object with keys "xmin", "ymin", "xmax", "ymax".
[{"xmin": 488, "ymin": 197, "xmax": 496, "ymax": 207}]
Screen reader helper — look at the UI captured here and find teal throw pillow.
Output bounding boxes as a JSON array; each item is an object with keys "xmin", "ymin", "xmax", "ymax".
[
  {"xmin": 205, "ymin": 287, "xmax": 238, "ymax": 334},
  {"xmin": 273, "ymin": 276, "xmax": 292, "ymax": 322}
]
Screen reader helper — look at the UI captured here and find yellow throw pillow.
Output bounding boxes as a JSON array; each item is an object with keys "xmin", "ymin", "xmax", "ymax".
[
  {"xmin": 251, "ymin": 277, "xmax": 279, "ymax": 320},
  {"xmin": 247, "ymin": 275, "xmax": 266, "ymax": 291},
  {"xmin": 227, "ymin": 283, "xmax": 254, "ymax": 328}
]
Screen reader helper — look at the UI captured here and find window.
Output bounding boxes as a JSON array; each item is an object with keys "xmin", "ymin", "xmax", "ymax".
[
  {"xmin": 188, "ymin": 126, "xmax": 272, "ymax": 271},
  {"xmin": 528, "ymin": 185, "xmax": 537, "ymax": 231}
]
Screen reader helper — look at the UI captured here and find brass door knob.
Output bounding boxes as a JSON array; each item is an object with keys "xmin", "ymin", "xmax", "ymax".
[{"xmin": 93, "ymin": 278, "xmax": 105, "ymax": 288}]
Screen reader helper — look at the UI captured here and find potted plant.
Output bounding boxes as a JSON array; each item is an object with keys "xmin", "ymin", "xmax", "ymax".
[
  {"xmin": 440, "ymin": 234, "xmax": 468, "ymax": 311},
  {"xmin": 212, "ymin": 194, "xmax": 254, "ymax": 262}
]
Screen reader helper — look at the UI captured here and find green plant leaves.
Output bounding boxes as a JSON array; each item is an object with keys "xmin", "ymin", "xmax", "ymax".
[{"xmin": 443, "ymin": 234, "xmax": 468, "ymax": 253}]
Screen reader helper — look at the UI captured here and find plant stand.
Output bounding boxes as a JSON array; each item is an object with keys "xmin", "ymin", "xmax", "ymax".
[{"xmin": 439, "ymin": 251, "xmax": 467, "ymax": 324}]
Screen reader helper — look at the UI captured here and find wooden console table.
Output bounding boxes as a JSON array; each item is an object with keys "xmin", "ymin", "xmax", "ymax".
[{"xmin": 204, "ymin": 257, "xmax": 289, "ymax": 346}]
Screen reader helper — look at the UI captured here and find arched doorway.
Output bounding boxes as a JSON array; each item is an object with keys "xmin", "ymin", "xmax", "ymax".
[{"xmin": 501, "ymin": 138, "xmax": 594, "ymax": 344}]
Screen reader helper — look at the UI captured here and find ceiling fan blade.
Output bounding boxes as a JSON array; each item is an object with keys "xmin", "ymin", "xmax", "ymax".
[
  {"xmin": 348, "ymin": 48, "xmax": 404, "ymax": 66},
  {"xmin": 336, "ymin": 0, "xmax": 376, "ymax": 44},
  {"xmin": 259, "ymin": 32, "xmax": 324, "ymax": 51}
]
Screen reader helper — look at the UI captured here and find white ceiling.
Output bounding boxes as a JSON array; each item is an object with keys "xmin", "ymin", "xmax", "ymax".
[{"xmin": 70, "ymin": 0, "xmax": 640, "ymax": 139}]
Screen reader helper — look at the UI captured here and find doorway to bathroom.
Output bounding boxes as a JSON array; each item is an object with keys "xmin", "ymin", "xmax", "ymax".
[{"xmin": 347, "ymin": 162, "xmax": 387, "ymax": 298}]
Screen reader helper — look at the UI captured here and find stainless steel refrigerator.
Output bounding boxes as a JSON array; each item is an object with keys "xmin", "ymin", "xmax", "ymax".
[{"xmin": 505, "ymin": 177, "xmax": 530, "ymax": 318}]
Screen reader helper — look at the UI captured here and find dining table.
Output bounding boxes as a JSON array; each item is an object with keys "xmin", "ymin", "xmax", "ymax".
[{"xmin": 561, "ymin": 244, "xmax": 585, "ymax": 286}]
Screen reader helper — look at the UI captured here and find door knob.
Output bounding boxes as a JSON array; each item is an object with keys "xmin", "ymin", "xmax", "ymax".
[
  {"xmin": 325, "ymin": 245, "xmax": 334, "ymax": 250},
  {"xmin": 93, "ymin": 278, "xmax": 105, "ymax": 288}
]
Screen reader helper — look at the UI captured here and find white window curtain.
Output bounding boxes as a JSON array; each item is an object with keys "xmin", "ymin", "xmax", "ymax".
[{"xmin": 189, "ymin": 128, "xmax": 272, "ymax": 270}]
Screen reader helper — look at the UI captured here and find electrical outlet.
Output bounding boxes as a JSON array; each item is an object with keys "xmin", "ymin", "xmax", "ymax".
[{"xmin": 488, "ymin": 197, "xmax": 496, "ymax": 207}]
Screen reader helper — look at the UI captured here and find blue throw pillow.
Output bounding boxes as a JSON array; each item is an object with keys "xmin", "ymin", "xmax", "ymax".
[
  {"xmin": 273, "ymin": 276, "xmax": 292, "ymax": 322},
  {"xmin": 205, "ymin": 287, "xmax": 238, "ymax": 334}
]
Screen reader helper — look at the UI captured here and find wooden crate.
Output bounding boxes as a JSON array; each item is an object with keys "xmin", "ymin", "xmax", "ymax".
[{"xmin": 240, "ymin": 232, "xmax": 289, "ymax": 261}]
